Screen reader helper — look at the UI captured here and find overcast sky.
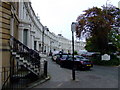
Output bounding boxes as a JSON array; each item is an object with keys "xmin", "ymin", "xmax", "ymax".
[{"xmin": 31, "ymin": 0, "xmax": 119, "ymax": 40}]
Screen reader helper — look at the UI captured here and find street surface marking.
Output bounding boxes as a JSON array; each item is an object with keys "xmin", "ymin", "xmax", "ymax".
[{"xmin": 57, "ymin": 83, "xmax": 63, "ymax": 87}]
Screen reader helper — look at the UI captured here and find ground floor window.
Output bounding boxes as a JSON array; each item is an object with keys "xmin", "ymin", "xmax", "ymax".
[{"xmin": 34, "ymin": 41, "xmax": 37, "ymax": 50}]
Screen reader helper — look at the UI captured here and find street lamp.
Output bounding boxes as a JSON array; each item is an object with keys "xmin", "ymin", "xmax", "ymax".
[{"xmin": 71, "ymin": 22, "xmax": 77, "ymax": 80}]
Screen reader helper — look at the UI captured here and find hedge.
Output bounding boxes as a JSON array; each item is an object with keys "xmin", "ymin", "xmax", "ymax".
[{"xmin": 90, "ymin": 55, "xmax": 120, "ymax": 66}]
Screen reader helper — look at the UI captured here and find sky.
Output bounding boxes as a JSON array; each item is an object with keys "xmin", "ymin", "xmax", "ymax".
[{"xmin": 31, "ymin": 0, "xmax": 119, "ymax": 40}]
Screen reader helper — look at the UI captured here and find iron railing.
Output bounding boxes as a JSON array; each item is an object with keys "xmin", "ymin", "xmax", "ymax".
[
  {"xmin": 9, "ymin": 36, "xmax": 41, "ymax": 67},
  {"xmin": 1, "ymin": 66, "xmax": 10, "ymax": 89},
  {"xmin": 1, "ymin": 66, "xmax": 40, "ymax": 90}
]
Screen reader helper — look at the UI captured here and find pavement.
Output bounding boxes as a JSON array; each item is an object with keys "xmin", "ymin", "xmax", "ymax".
[{"xmin": 26, "ymin": 75, "xmax": 51, "ymax": 89}]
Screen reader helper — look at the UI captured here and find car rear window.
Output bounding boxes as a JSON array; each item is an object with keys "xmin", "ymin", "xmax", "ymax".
[
  {"xmin": 77, "ymin": 57, "xmax": 88, "ymax": 61},
  {"xmin": 62, "ymin": 55, "xmax": 68, "ymax": 58}
]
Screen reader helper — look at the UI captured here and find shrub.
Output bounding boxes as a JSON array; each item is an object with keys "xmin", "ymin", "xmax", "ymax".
[{"xmin": 74, "ymin": 51, "xmax": 78, "ymax": 55}]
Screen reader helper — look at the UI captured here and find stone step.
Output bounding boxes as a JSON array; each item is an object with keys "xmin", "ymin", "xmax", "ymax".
[{"xmin": 11, "ymin": 51, "xmax": 40, "ymax": 76}]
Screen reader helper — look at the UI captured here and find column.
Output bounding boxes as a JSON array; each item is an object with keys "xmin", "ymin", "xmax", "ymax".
[
  {"xmin": 36, "ymin": 41, "xmax": 39, "ymax": 51},
  {"xmin": 18, "ymin": 27, "xmax": 24, "ymax": 43},
  {"xmin": 27, "ymin": 29, "xmax": 31, "ymax": 48},
  {"xmin": 19, "ymin": 2, "xmax": 23, "ymax": 19},
  {"xmin": 31, "ymin": 35, "xmax": 34, "ymax": 50}
]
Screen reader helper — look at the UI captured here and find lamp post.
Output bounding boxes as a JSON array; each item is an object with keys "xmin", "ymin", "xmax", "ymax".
[{"xmin": 71, "ymin": 22, "xmax": 76, "ymax": 80}]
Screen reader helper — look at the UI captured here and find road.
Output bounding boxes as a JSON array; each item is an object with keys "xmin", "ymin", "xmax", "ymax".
[{"xmin": 33, "ymin": 57, "xmax": 119, "ymax": 88}]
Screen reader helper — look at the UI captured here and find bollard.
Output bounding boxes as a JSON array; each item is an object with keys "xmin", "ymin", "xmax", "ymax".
[{"xmin": 44, "ymin": 60, "xmax": 48, "ymax": 77}]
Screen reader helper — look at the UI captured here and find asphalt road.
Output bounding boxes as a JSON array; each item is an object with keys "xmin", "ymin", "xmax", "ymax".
[{"xmin": 33, "ymin": 57, "xmax": 119, "ymax": 88}]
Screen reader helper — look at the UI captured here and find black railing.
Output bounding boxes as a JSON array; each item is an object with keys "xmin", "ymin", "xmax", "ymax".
[
  {"xmin": 1, "ymin": 35, "xmax": 42, "ymax": 89},
  {"xmin": 1, "ymin": 66, "xmax": 11, "ymax": 89},
  {"xmin": 1, "ymin": 66, "xmax": 40, "ymax": 90},
  {"xmin": 9, "ymin": 36, "xmax": 41, "ymax": 68}
]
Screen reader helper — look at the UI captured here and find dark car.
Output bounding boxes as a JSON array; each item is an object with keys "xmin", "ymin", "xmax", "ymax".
[
  {"xmin": 55, "ymin": 53, "xmax": 69, "ymax": 64},
  {"xmin": 81, "ymin": 52, "xmax": 100, "ymax": 58},
  {"xmin": 60, "ymin": 55, "xmax": 93, "ymax": 70}
]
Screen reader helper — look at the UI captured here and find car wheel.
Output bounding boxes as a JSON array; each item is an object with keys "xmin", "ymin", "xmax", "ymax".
[
  {"xmin": 60, "ymin": 63, "xmax": 64, "ymax": 68},
  {"xmin": 56, "ymin": 61, "xmax": 59, "ymax": 64},
  {"xmin": 60, "ymin": 65, "xmax": 64, "ymax": 68}
]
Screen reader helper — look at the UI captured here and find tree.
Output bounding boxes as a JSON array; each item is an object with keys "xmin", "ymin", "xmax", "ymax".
[
  {"xmin": 106, "ymin": 5, "xmax": 120, "ymax": 52},
  {"xmin": 109, "ymin": 27, "xmax": 120, "ymax": 51},
  {"xmin": 74, "ymin": 51, "xmax": 78, "ymax": 55},
  {"xmin": 76, "ymin": 6, "xmax": 120, "ymax": 53}
]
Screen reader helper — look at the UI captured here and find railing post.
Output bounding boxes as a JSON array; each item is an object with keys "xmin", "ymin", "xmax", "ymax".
[{"xmin": 44, "ymin": 60, "xmax": 47, "ymax": 77}]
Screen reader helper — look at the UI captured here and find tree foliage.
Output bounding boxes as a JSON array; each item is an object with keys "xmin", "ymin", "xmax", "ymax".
[
  {"xmin": 109, "ymin": 27, "xmax": 120, "ymax": 51},
  {"xmin": 76, "ymin": 5, "xmax": 120, "ymax": 53}
]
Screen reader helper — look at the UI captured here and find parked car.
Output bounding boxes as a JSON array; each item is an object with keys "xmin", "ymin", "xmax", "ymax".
[
  {"xmin": 52, "ymin": 50, "xmax": 59, "ymax": 56},
  {"xmin": 52, "ymin": 53, "xmax": 60, "ymax": 61},
  {"xmin": 55, "ymin": 53, "xmax": 69, "ymax": 64},
  {"xmin": 81, "ymin": 52, "xmax": 100, "ymax": 58},
  {"xmin": 60, "ymin": 55, "xmax": 93, "ymax": 70}
]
